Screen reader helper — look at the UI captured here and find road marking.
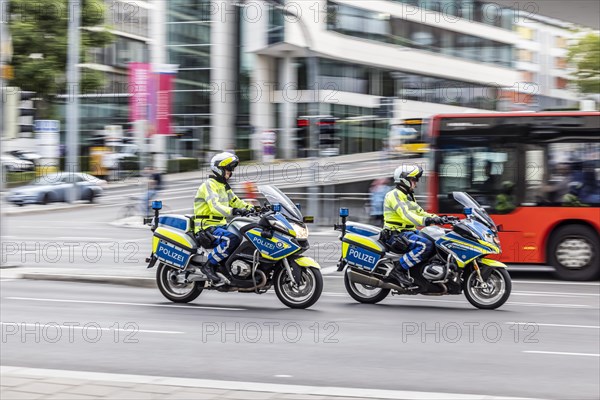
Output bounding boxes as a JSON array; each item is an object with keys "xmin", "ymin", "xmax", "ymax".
[
  {"xmin": 513, "ymin": 280, "xmax": 600, "ymax": 286},
  {"xmin": 0, "ymin": 322, "xmax": 183, "ymax": 335},
  {"xmin": 523, "ymin": 351, "xmax": 600, "ymax": 357},
  {"xmin": 508, "ymin": 322, "xmax": 600, "ymax": 329},
  {"xmin": 512, "ymin": 291, "xmax": 600, "ymax": 298},
  {"xmin": 0, "ymin": 366, "xmax": 543, "ymax": 400},
  {"xmin": 5, "ymin": 297, "xmax": 246, "ymax": 311},
  {"xmin": 320, "ymin": 267, "xmax": 338, "ymax": 275},
  {"xmin": 274, "ymin": 375, "xmax": 293, "ymax": 378}
]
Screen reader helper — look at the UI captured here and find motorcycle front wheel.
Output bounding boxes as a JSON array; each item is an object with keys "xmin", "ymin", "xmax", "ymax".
[
  {"xmin": 463, "ymin": 268, "xmax": 511, "ymax": 309},
  {"xmin": 274, "ymin": 267, "xmax": 323, "ymax": 309},
  {"xmin": 157, "ymin": 263, "xmax": 204, "ymax": 303},
  {"xmin": 344, "ymin": 268, "xmax": 390, "ymax": 304}
]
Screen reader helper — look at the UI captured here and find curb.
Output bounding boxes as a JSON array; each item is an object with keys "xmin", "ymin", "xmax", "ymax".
[
  {"xmin": 1, "ymin": 202, "xmax": 93, "ymax": 216},
  {"xmin": 20, "ymin": 273, "xmax": 156, "ymax": 288},
  {"xmin": 0, "ymin": 366, "xmax": 541, "ymax": 400}
]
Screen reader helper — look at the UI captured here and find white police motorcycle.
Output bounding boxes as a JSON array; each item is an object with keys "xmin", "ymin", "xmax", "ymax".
[
  {"xmin": 145, "ymin": 185, "xmax": 323, "ymax": 309},
  {"xmin": 335, "ymin": 192, "xmax": 511, "ymax": 309}
]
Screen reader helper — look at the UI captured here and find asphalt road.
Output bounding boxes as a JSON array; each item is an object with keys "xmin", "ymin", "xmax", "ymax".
[
  {"xmin": 1, "ymin": 155, "xmax": 599, "ymax": 399},
  {"xmin": 1, "ymin": 278, "xmax": 599, "ymax": 399}
]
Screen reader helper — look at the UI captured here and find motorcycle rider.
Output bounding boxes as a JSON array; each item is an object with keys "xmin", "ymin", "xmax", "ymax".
[
  {"xmin": 383, "ymin": 165, "xmax": 444, "ymax": 286},
  {"xmin": 194, "ymin": 152, "xmax": 254, "ymax": 284}
]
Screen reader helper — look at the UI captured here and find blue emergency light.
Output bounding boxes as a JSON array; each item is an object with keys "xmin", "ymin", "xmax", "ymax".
[
  {"xmin": 272, "ymin": 203, "xmax": 282, "ymax": 212},
  {"xmin": 339, "ymin": 208, "xmax": 349, "ymax": 217},
  {"xmin": 152, "ymin": 201, "xmax": 163, "ymax": 211},
  {"xmin": 464, "ymin": 207, "xmax": 472, "ymax": 216}
]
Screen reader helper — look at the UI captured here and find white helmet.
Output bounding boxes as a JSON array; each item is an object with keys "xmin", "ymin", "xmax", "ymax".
[
  {"xmin": 210, "ymin": 152, "xmax": 239, "ymax": 180},
  {"xmin": 394, "ymin": 164, "xmax": 423, "ymax": 191}
]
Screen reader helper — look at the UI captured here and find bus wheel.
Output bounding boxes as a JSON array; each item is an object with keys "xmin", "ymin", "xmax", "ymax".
[{"xmin": 549, "ymin": 225, "xmax": 599, "ymax": 281}]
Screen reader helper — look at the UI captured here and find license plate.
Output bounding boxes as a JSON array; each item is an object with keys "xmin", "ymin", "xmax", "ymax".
[{"xmin": 155, "ymin": 240, "xmax": 191, "ymax": 269}]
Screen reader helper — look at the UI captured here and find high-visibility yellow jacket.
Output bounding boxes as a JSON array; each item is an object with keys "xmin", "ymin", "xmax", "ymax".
[
  {"xmin": 383, "ymin": 188, "xmax": 435, "ymax": 231},
  {"xmin": 193, "ymin": 177, "xmax": 252, "ymax": 232}
]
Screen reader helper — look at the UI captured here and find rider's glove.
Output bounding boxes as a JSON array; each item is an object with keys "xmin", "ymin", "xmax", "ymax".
[
  {"xmin": 233, "ymin": 208, "xmax": 251, "ymax": 217},
  {"xmin": 425, "ymin": 216, "xmax": 444, "ymax": 225}
]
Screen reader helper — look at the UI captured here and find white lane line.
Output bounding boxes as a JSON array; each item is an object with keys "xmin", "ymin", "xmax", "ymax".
[
  {"xmin": 523, "ymin": 351, "xmax": 600, "ymax": 357},
  {"xmin": 260, "ymin": 292, "xmax": 594, "ymax": 308},
  {"xmin": 508, "ymin": 322, "xmax": 600, "ymax": 329},
  {"xmin": 5, "ymin": 297, "xmax": 246, "ymax": 311},
  {"xmin": 0, "ymin": 322, "xmax": 183, "ymax": 335},
  {"xmin": 0, "ymin": 366, "xmax": 543, "ymax": 400},
  {"xmin": 514, "ymin": 291, "xmax": 600, "ymax": 297},
  {"xmin": 514, "ymin": 280, "xmax": 600, "ymax": 286},
  {"xmin": 320, "ymin": 267, "xmax": 338, "ymax": 275}
]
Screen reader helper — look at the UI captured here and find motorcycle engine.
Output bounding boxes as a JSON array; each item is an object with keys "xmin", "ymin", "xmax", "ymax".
[
  {"xmin": 230, "ymin": 260, "xmax": 252, "ymax": 279},
  {"xmin": 422, "ymin": 261, "xmax": 446, "ymax": 281}
]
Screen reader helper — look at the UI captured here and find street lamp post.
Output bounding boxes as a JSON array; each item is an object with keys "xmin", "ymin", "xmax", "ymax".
[{"xmin": 66, "ymin": 0, "xmax": 81, "ymax": 203}]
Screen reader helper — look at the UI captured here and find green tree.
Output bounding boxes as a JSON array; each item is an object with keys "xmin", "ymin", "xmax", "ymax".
[
  {"xmin": 567, "ymin": 33, "xmax": 600, "ymax": 94},
  {"xmin": 8, "ymin": 0, "xmax": 114, "ymax": 117}
]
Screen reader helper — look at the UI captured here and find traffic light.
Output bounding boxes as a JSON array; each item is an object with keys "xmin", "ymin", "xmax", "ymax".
[
  {"xmin": 18, "ymin": 90, "xmax": 36, "ymax": 135},
  {"xmin": 296, "ymin": 118, "xmax": 310, "ymax": 157},
  {"xmin": 317, "ymin": 117, "xmax": 338, "ymax": 147}
]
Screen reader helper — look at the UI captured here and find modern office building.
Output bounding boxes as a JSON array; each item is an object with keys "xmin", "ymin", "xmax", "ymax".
[
  {"xmin": 237, "ymin": 0, "xmax": 522, "ymax": 158},
  {"xmin": 510, "ymin": 11, "xmax": 581, "ymax": 110}
]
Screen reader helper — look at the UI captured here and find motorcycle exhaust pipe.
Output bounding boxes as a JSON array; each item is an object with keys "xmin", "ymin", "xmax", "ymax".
[
  {"xmin": 238, "ymin": 270, "xmax": 268, "ymax": 292},
  {"xmin": 347, "ymin": 269, "xmax": 406, "ymax": 292}
]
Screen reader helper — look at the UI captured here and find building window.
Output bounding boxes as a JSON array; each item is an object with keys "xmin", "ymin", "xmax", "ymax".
[
  {"xmin": 328, "ymin": 1, "xmax": 513, "ymax": 67},
  {"xmin": 518, "ymin": 49, "xmax": 533, "ymax": 62},
  {"xmin": 555, "ymin": 77, "xmax": 568, "ymax": 89},
  {"xmin": 555, "ymin": 57, "xmax": 568, "ymax": 69},
  {"xmin": 516, "ymin": 26, "xmax": 535, "ymax": 40},
  {"xmin": 555, "ymin": 36, "xmax": 568, "ymax": 48}
]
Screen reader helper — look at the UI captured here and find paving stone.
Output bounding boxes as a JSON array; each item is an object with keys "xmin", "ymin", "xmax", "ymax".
[
  {"xmin": 103, "ymin": 389, "xmax": 159, "ymax": 399},
  {"xmin": 45, "ymin": 393, "xmax": 102, "ymax": 400},
  {"xmin": 0, "ymin": 377, "xmax": 34, "ymax": 387},
  {"xmin": 130, "ymin": 383, "xmax": 180, "ymax": 394},
  {"xmin": 64, "ymin": 384, "xmax": 120, "ymax": 397},
  {"xmin": 163, "ymin": 388, "xmax": 228, "ymax": 400},
  {"xmin": 15, "ymin": 382, "xmax": 71, "ymax": 395},
  {"xmin": 39, "ymin": 378, "xmax": 91, "ymax": 386},
  {"xmin": 223, "ymin": 390, "xmax": 277, "ymax": 399},
  {"xmin": 279, "ymin": 394, "xmax": 333, "ymax": 400},
  {"xmin": 0, "ymin": 389, "xmax": 44, "ymax": 399}
]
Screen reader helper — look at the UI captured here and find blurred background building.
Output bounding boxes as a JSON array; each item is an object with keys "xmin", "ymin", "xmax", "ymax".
[{"xmin": 1, "ymin": 0, "xmax": 598, "ymax": 170}]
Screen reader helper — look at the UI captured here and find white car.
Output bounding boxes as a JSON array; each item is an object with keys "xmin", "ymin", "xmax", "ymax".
[{"xmin": 1, "ymin": 153, "xmax": 35, "ymax": 173}]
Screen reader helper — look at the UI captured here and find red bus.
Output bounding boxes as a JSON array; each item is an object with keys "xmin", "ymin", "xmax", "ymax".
[{"xmin": 427, "ymin": 111, "xmax": 600, "ymax": 280}]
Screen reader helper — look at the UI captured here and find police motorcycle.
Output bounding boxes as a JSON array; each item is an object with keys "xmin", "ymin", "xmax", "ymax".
[
  {"xmin": 335, "ymin": 192, "xmax": 511, "ymax": 309},
  {"xmin": 145, "ymin": 185, "xmax": 323, "ymax": 309}
]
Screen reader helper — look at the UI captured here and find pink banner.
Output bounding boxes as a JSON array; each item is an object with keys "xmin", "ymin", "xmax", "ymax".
[
  {"xmin": 156, "ymin": 73, "xmax": 173, "ymax": 135},
  {"xmin": 128, "ymin": 62, "xmax": 150, "ymax": 122}
]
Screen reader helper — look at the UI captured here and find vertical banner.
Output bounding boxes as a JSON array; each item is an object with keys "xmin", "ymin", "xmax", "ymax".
[
  {"xmin": 128, "ymin": 62, "xmax": 150, "ymax": 122},
  {"xmin": 156, "ymin": 73, "xmax": 173, "ymax": 135}
]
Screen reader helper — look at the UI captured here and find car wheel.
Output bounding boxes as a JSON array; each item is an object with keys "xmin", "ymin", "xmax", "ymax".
[
  {"xmin": 41, "ymin": 193, "xmax": 50, "ymax": 205},
  {"xmin": 549, "ymin": 225, "xmax": 599, "ymax": 281}
]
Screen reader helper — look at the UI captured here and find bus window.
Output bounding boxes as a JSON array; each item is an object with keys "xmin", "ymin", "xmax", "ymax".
[{"xmin": 437, "ymin": 145, "xmax": 518, "ymax": 213}]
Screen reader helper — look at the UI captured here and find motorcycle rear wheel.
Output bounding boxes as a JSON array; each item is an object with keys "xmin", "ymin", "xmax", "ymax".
[
  {"xmin": 157, "ymin": 263, "xmax": 204, "ymax": 303},
  {"xmin": 463, "ymin": 268, "xmax": 511, "ymax": 309},
  {"xmin": 344, "ymin": 268, "xmax": 390, "ymax": 304}
]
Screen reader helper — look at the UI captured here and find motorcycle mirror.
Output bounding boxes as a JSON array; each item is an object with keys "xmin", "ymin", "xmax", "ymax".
[
  {"xmin": 339, "ymin": 208, "xmax": 349, "ymax": 217},
  {"xmin": 496, "ymin": 224, "xmax": 503, "ymax": 232},
  {"xmin": 152, "ymin": 200, "xmax": 162, "ymax": 210}
]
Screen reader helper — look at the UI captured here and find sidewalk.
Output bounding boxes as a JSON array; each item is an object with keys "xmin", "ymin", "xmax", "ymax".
[{"xmin": 0, "ymin": 366, "xmax": 535, "ymax": 400}]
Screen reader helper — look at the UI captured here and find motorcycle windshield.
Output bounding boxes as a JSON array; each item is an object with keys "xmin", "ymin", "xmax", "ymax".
[
  {"xmin": 451, "ymin": 192, "xmax": 496, "ymax": 230},
  {"xmin": 257, "ymin": 185, "xmax": 303, "ymax": 222}
]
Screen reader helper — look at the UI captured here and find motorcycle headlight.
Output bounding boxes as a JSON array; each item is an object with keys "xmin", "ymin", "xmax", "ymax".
[
  {"xmin": 483, "ymin": 233, "xmax": 500, "ymax": 248},
  {"xmin": 291, "ymin": 223, "xmax": 309, "ymax": 239}
]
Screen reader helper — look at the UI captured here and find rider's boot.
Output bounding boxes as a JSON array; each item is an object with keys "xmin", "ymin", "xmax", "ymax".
[
  {"xmin": 200, "ymin": 262, "xmax": 223, "ymax": 285},
  {"xmin": 389, "ymin": 266, "xmax": 414, "ymax": 287}
]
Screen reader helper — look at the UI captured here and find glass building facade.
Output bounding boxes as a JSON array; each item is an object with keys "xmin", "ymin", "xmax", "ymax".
[
  {"xmin": 327, "ymin": 1, "xmax": 513, "ymax": 67},
  {"xmin": 167, "ymin": 0, "xmax": 213, "ymax": 152}
]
